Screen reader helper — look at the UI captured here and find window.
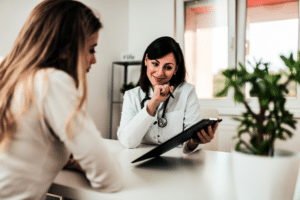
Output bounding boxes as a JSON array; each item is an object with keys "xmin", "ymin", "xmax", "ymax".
[
  {"xmin": 177, "ymin": 0, "xmax": 300, "ymax": 113},
  {"xmin": 245, "ymin": 0, "xmax": 299, "ymax": 98},
  {"xmin": 184, "ymin": 0, "xmax": 228, "ymax": 99}
]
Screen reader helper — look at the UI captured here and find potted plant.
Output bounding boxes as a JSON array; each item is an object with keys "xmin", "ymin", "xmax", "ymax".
[
  {"xmin": 217, "ymin": 53, "xmax": 300, "ymax": 200},
  {"xmin": 120, "ymin": 82, "xmax": 135, "ymax": 95}
]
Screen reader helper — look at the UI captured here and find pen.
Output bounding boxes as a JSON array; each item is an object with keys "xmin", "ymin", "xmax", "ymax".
[{"xmin": 169, "ymin": 91, "xmax": 174, "ymax": 98}]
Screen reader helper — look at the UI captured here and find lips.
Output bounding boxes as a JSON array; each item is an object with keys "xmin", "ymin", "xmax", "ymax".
[
  {"xmin": 153, "ymin": 76, "xmax": 164, "ymax": 83},
  {"xmin": 152, "ymin": 76, "xmax": 168, "ymax": 86},
  {"xmin": 153, "ymin": 76, "xmax": 165, "ymax": 82}
]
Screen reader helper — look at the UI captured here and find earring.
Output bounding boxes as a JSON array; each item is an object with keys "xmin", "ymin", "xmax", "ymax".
[{"xmin": 174, "ymin": 72, "xmax": 176, "ymax": 75}]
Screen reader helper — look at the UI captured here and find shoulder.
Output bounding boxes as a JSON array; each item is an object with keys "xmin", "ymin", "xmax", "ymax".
[
  {"xmin": 43, "ymin": 68, "xmax": 75, "ymax": 85},
  {"xmin": 176, "ymin": 82, "xmax": 195, "ymax": 91},
  {"xmin": 124, "ymin": 86, "xmax": 143, "ymax": 98},
  {"xmin": 35, "ymin": 68, "xmax": 76, "ymax": 89},
  {"xmin": 34, "ymin": 68, "xmax": 78, "ymax": 97},
  {"xmin": 122, "ymin": 86, "xmax": 145, "ymax": 108}
]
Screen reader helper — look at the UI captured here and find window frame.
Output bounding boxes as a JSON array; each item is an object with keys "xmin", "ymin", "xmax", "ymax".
[{"xmin": 176, "ymin": 0, "xmax": 300, "ymax": 117}]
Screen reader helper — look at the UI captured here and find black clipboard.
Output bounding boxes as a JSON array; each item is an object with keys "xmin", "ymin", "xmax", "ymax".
[{"xmin": 132, "ymin": 118, "xmax": 222, "ymax": 163}]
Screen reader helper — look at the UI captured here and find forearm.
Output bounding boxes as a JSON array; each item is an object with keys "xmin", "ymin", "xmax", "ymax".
[
  {"xmin": 64, "ymin": 121, "xmax": 123, "ymax": 192},
  {"xmin": 117, "ymin": 107, "xmax": 156, "ymax": 148},
  {"xmin": 146, "ymin": 99, "xmax": 160, "ymax": 116}
]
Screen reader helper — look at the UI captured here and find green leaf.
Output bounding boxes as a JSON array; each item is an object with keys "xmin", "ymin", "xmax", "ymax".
[
  {"xmin": 265, "ymin": 120, "xmax": 275, "ymax": 133},
  {"xmin": 280, "ymin": 55, "xmax": 291, "ymax": 69},
  {"xmin": 222, "ymin": 69, "xmax": 236, "ymax": 78},
  {"xmin": 234, "ymin": 90, "xmax": 245, "ymax": 103},
  {"xmin": 215, "ymin": 85, "xmax": 229, "ymax": 97},
  {"xmin": 120, "ymin": 82, "xmax": 135, "ymax": 94},
  {"xmin": 281, "ymin": 128, "xmax": 293, "ymax": 138},
  {"xmin": 259, "ymin": 97, "xmax": 270, "ymax": 109},
  {"xmin": 235, "ymin": 141, "xmax": 242, "ymax": 151},
  {"xmin": 250, "ymin": 135, "xmax": 258, "ymax": 147},
  {"xmin": 256, "ymin": 140, "xmax": 271, "ymax": 155},
  {"xmin": 289, "ymin": 53, "xmax": 296, "ymax": 65}
]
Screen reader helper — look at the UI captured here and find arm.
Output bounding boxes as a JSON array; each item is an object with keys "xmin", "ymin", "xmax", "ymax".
[
  {"xmin": 117, "ymin": 85, "xmax": 173, "ymax": 148},
  {"xmin": 43, "ymin": 70, "xmax": 122, "ymax": 192},
  {"xmin": 182, "ymin": 85, "xmax": 219, "ymax": 153},
  {"xmin": 181, "ymin": 85, "xmax": 205, "ymax": 153},
  {"xmin": 117, "ymin": 90, "xmax": 156, "ymax": 148}
]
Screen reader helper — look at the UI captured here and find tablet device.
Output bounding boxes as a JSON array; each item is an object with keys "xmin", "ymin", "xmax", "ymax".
[{"xmin": 132, "ymin": 118, "xmax": 222, "ymax": 163}]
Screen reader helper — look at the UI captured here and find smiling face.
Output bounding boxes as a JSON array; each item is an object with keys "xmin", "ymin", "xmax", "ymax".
[
  {"xmin": 145, "ymin": 53, "xmax": 177, "ymax": 88},
  {"xmin": 84, "ymin": 31, "xmax": 99, "ymax": 73}
]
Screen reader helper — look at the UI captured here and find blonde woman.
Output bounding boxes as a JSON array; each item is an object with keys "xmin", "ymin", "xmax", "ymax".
[{"xmin": 0, "ymin": 0, "xmax": 122, "ymax": 199}]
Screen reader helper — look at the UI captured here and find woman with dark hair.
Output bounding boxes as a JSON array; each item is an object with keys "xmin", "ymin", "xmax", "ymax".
[
  {"xmin": 117, "ymin": 36, "xmax": 218, "ymax": 153},
  {"xmin": 0, "ymin": 0, "xmax": 122, "ymax": 199}
]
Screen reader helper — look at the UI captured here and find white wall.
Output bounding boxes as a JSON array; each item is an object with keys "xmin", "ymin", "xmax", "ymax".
[
  {"xmin": 0, "ymin": 0, "xmax": 129, "ymax": 139},
  {"xmin": 83, "ymin": 0, "xmax": 129, "ymax": 139},
  {"xmin": 125, "ymin": 0, "xmax": 175, "ymax": 89},
  {"xmin": 0, "ymin": 0, "xmax": 42, "ymax": 56},
  {"xmin": 128, "ymin": 0, "xmax": 175, "ymax": 60}
]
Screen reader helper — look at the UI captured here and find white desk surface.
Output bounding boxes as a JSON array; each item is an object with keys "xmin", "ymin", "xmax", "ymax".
[{"xmin": 48, "ymin": 139, "xmax": 238, "ymax": 200}]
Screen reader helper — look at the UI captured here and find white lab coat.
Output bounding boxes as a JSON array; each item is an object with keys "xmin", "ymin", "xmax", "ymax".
[{"xmin": 117, "ymin": 82, "xmax": 204, "ymax": 153}]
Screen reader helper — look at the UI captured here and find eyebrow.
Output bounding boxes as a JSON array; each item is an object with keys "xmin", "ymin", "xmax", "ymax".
[
  {"xmin": 154, "ymin": 59, "xmax": 175, "ymax": 66},
  {"xmin": 91, "ymin": 44, "xmax": 97, "ymax": 47}
]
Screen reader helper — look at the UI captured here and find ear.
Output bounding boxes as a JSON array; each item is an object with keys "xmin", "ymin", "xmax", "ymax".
[
  {"xmin": 144, "ymin": 54, "xmax": 149, "ymax": 66},
  {"xmin": 174, "ymin": 66, "xmax": 178, "ymax": 74}
]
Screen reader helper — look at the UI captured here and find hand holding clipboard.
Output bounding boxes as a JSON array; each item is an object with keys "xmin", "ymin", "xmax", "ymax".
[{"xmin": 132, "ymin": 118, "xmax": 222, "ymax": 163}]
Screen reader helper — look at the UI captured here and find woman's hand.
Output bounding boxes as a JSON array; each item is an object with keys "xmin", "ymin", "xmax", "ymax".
[
  {"xmin": 187, "ymin": 121, "xmax": 219, "ymax": 150},
  {"xmin": 146, "ymin": 84, "xmax": 173, "ymax": 116},
  {"xmin": 63, "ymin": 156, "xmax": 85, "ymax": 174},
  {"xmin": 152, "ymin": 84, "xmax": 173, "ymax": 103}
]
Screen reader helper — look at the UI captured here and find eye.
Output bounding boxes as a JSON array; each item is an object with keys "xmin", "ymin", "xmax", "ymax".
[
  {"xmin": 165, "ymin": 65, "xmax": 173, "ymax": 70},
  {"xmin": 152, "ymin": 62, "xmax": 159, "ymax": 67},
  {"xmin": 89, "ymin": 49, "xmax": 96, "ymax": 54}
]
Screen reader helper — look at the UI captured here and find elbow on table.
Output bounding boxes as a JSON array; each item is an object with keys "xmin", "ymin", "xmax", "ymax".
[
  {"xmin": 91, "ymin": 171, "xmax": 123, "ymax": 193},
  {"xmin": 119, "ymin": 139, "xmax": 139, "ymax": 149},
  {"xmin": 117, "ymin": 133, "xmax": 140, "ymax": 149},
  {"xmin": 92, "ymin": 180, "xmax": 123, "ymax": 193}
]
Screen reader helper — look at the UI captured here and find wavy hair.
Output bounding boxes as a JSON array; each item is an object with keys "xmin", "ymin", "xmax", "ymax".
[{"xmin": 0, "ymin": 0, "xmax": 102, "ymax": 149}]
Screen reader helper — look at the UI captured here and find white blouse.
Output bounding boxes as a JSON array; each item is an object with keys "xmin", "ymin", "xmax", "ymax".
[
  {"xmin": 117, "ymin": 82, "xmax": 204, "ymax": 153},
  {"xmin": 0, "ymin": 69, "xmax": 122, "ymax": 200}
]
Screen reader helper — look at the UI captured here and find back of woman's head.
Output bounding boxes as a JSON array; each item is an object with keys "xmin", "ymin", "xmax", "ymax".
[
  {"xmin": 3, "ymin": 0, "xmax": 102, "ymax": 84},
  {"xmin": 137, "ymin": 36, "xmax": 186, "ymax": 92},
  {"xmin": 0, "ymin": 0, "xmax": 102, "ymax": 147}
]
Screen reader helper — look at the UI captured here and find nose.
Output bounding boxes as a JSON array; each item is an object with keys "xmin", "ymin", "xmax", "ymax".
[
  {"xmin": 156, "ymin": 66, "xmax": 165, "ymax": 77},
  {"xmin": 91, "ymin": 54, "xmax": 96, "ymax": 65}
]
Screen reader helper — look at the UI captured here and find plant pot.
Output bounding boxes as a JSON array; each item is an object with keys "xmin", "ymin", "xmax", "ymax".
[{"xmin": 232, "ymin": 149, "xmax": 300, "ymax": 200}]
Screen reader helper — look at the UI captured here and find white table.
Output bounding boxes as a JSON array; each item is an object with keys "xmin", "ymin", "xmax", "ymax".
[{"xmin": 48, "ymin": 139, "xmax": 238, "ymax": 200}]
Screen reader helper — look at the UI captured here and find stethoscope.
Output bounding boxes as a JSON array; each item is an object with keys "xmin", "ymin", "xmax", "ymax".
[{"xmin": 140, "ymin": 92, "xmax": 171, "ymax": 128}]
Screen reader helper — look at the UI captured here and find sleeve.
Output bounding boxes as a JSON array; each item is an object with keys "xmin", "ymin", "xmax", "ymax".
[
  {"xmin": 181, "ymin": 85, "xmax": 205, "ymax": 154},
  {"xmin": 43, "ymin": 70, "xmax": 123, "ymax": 192},
  {"xmin": 117, "ymin": 91, "xmax": 156, "ymax": 148}
]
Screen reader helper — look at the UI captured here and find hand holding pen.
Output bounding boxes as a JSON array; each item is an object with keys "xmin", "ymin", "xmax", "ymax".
[
  {"xmin": 146, "ymin": 84, "xmax": 174, "ymax": 116},
  {"xmin": 155, "ymin": 84, "xmax": 174, "ymax": 100}
]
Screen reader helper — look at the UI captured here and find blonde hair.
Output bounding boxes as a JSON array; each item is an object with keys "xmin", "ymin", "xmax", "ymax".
[{"xmin": 0, "ymin": 0, "xmax": 102, "ymax": 149}]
